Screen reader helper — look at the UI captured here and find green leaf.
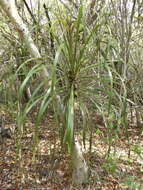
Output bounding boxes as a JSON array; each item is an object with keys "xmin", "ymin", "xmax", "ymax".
[{"xmin": 64, "ymin": 86, "xmax": 74, "ymax": 153}]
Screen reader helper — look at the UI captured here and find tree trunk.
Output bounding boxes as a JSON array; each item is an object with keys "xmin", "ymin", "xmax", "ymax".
[
  {"xmin": 72, "ymin": 137, "xmax": 89, "ymax": 185},
  {"xmin": 0, "ymin": 0, "xmax": 49, "ymax": 78}
]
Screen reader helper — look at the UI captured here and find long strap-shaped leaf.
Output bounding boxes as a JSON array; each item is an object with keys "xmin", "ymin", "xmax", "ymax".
[{"xmin": 64, "ymin": 86, "xmax": 74, "ymax": 153}]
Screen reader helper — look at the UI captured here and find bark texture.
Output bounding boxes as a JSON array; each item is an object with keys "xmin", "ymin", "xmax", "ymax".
[{"xmin": 72, "ymin": 138, "xmax": 89, "ymax": 185}]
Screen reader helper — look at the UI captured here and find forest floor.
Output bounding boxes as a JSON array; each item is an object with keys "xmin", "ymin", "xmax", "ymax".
[{"xmin": 0, "ymin": 109, "xmax": 143, "ymax": 190}]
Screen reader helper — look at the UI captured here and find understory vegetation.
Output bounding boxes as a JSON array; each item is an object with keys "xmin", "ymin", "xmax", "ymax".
[{"xmin": 0, "ymin": 0, "xmax": 143, "ymax": 189}]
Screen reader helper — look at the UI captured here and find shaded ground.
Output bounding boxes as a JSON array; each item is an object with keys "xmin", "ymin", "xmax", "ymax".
[{"xmin": 0, "ymin": 112, "xmax": 143, "ymax": 190}]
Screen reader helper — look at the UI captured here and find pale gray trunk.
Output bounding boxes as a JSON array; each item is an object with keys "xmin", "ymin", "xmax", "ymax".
[
  {"xmin": 0, "ymin": 0, "xmax": 49, "ymax": 78},
  {"xmin": 72, "ymin": 137, "xmax": 89, "ymax": 185}
]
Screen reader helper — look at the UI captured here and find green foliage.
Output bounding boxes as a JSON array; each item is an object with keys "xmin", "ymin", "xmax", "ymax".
[
  {"xmin": 0, "ymin": 1, "xmax": 143, "ymax": 186},
  {"xmin": 131, "ymin": 145, "xmax": 143, "ymax": 160},
  {"xmin": 102, "ymin": 154, "xmax": 118, "ymax": 174},
  {"xmin": 123, "ymin": 176, "xmax": 143, "ymax": 190},
  {"xmin": 64, "ymin": 86, "xmax": 74, "ymax": 153}
]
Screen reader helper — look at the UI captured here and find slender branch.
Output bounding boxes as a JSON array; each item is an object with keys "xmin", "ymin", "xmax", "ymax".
[
  {"xmin": 43, "ymin": 3, "xmax": 55, "ymax": 58},
  {"xmin": 23, "ymin": 0, "xmax": 37, "ymax": 24}
]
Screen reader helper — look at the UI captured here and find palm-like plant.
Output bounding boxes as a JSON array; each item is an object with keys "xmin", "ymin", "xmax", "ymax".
[{"xmin": 2, "ymin": 0, "xmax": 143, "ymax": 187}]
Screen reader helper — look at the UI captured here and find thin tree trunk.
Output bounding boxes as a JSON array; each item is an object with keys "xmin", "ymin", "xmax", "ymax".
[
  {"xmin": 72, "ymin": 137, "xmax": 89, "ymax": 185},
  {"xmin": 0, "ymin": 0, "xmax": 49, "ymax": 78}
]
